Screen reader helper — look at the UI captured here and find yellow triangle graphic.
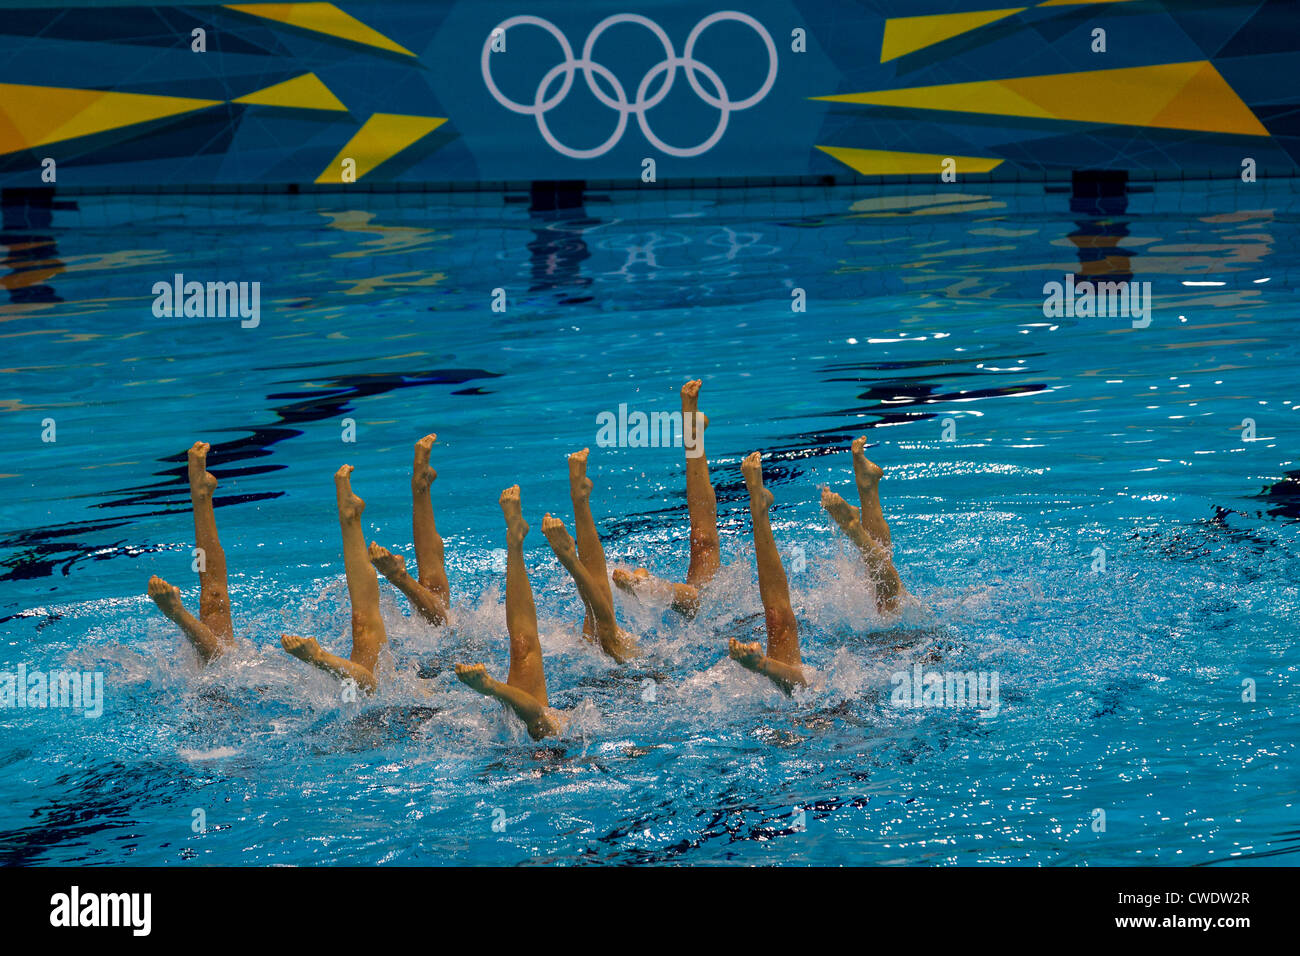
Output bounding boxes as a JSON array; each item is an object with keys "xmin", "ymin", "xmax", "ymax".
[
  {"xmin": 234, "ymin": 72, "xmax": 347, "ymax": 110},
  {"xmin": 813, "ymin": 61, "xmax": 1268, "ymax": 136},
  {"xmin": 0, "ymin": 83, "xmax": 222, "ymax": 155},
  {"xmin": 225, "ymin": 3, "xmax": 416, "ymax": 57},
  {"xmin": 315, "ymin": 113, "xmax": 447, "ymax": 182},
  {"xmin": 817, "ymin": 145, "xmax": 1003, "ymax": 176},
  {"xmin": 816, "ymin": 76, "xmax": 1052, "ymax": 119},
  {"xmin": 881, "ymin": 8, "xmax": 1026, "ymax": 63},
  {"xmin": 1147, "ymin": 61, "xmax": 1264, "ymax": 135}
]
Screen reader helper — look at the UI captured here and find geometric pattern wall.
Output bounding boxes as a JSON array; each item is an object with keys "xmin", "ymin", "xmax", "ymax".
[{"xmin": 0, "ymin": 0, "xmax": 1295, "ymax": 186}]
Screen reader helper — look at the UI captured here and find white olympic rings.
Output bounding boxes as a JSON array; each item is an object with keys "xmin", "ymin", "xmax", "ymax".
[{"xmin": 481, "ymin": 12, "xmax": 778, "ymax": 159}]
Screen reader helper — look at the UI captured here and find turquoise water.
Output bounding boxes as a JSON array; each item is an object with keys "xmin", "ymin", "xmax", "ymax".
[{"xmin": 0, "ymin": 181, "xmax": 1297, "ymax": 865}]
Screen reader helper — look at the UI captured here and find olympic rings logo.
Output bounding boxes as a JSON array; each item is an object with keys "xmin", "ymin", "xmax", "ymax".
[{"xmin": 481, "ymin": 12, "xmax": 778, "ymax": 159}]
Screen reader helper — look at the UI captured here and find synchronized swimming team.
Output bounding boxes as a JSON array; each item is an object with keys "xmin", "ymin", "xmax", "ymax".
[{"xmin": 146, "ymin": 380, "xmax": 907, "ymax": 739}]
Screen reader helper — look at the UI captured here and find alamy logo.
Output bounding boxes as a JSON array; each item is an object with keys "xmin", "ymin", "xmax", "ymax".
[
  {"xmin": 0, "ymin": 663, "xmax": 103, "ymax": 718},
  {"xmin": 1042, "ymin": 273, "xmax": 1151, "ymax": 328},
  {"xmin": 152, "ymin": 273, "xmax": 260, "ymax": 328},
  {"xmin": 596, "ymin": 404, "xmax": 704, "ymax": 456},
  {"xmin": 50, "ymin": 886, "xmax": 151, "ymax": 936},
  {"xmin": 890, "ymin": 665, "xmax": 1000, "ymax": 718},
  {"xmin": 482, "ymin": 12, "xmax": 778, "ymax": 158}
]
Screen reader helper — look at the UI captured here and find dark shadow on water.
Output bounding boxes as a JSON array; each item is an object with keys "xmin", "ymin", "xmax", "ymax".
[{"xmin": 0, "ymin": 366, "xmax": 503, "ymax": 592}]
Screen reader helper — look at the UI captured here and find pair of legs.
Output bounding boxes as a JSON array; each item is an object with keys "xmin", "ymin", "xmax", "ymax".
[
  {"xmin": 455, "ymin": 487, "xmax": 566, "ymax": 740},
  {"xmin": 280, "ymin": 465, "xmax": 387, "ymax": 693},
  {"xmin": 820, "ymin": 436, "xmax": 906, "ymax": 611},
  {"xmin": 727, "ymin": 453, "xmax": 807, "ymax": 694},
  {"xmin": 613, "ymin": 379, "xmax": 720, "ymax": 616},
  {"xmin": 553, "ymin": 448, "xmax": 640, "ymax": 663},
  {"xmin": 147, "ymin": 441, "xmax": 238, "ymax": 662},
  {"xmin": 369, "ymin": 434, "xmax": 450, "ymax": 625}
]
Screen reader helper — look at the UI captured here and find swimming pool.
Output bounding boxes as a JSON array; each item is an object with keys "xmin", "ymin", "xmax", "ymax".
[{"xmin": 1, "ymin": 179, "xmax": 1296, "ymax": 865}]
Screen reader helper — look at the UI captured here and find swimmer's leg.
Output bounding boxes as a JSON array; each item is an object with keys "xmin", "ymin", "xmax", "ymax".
[
  {"xmin": 728, "ymin": 452, "xmax": 805, "ymax": 693},
  {"xmin": 610, "ymin": 380, "xmax": 717, "ymax": 618},
  {"xmin": 821, "ymin": 486, "xmax": 905, "ymax": 611},
  {"xmin": 188, "ymin": 441, "xmax": 234, "ymax": 646},
  {"xmin": 410, "ymin": 434, "xmax": 451, "ymax": 606},
  {"xmin": 455, "ymin": 663, "xmax": 563, "ymax": 740},
  {"xmin": 728, "ymin": 637, "xmax": 806, "ymax": 695},
  {"xmin": 280, "ymin": 634, "xmax": 377, "ymax": 693},
  {"xmin": 542, "ymin": 512, "xmax": 640, "ymax": 663},
  {"xmin": 568, "ymin": 448, "xmax": 614, "ymax": 639},
  {"xmin": 370, "ymin": 544, "xmax": 447, "ymax": 625},
  {"xmin": 612, "ymin": 567, "xmax": 700, "ymax": 616},
  {"xmin": 498, "ymin": 486, "xmax": 547, "ymax": 704},
  {"xmin": 850, "ymin": 436, "xmax": 891, "ymax": 550},
  {"xmin": 147, "ymin": 575, "xmax": 223, "ymax": 662},
  {"xmin": 454, "ymin": 486, "xmax": 563, "ymax": 740},
  {"xmin": 335, "ymin": 465, "xmax": 387, "ymax": 676},
  {"xmin": 682, "ymin": 379, "xmax": 720, "ymax": 587}
]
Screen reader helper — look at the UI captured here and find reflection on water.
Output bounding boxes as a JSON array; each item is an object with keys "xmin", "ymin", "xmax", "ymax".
[{"xmin": 1, "ymin": 188, "xmax": 70, "ymax": 305}]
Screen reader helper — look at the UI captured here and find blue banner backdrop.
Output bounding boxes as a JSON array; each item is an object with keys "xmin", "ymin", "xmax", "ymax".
[{"xmin": 0, "ymin": 0, "xmax": 1296, "ymax": 187}]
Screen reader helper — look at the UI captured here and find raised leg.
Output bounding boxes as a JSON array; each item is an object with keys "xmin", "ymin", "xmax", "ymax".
[
  {"xmin": 851, "ymin": 436, "xmax": 891, "ymax": 550},
  {"xmin": 728, "ymin": 451, "xmax": 805, "ymax": 693},
  {"xmin": 410, "ymin": 434, "xmax": 451, "ymax": 604},
  {"xmin": 542, "ymin": 513, "xmax": 640, "ymax": 663},
  {"xmin": 370, "ymin": 543, "xmax": 448, "ymax": 625},
  {"xmin": 453, "ymin": 486, "xmax": 563, "ymax": 740},
  {"xmin": 147, "ymin": 575, "xmax": 223, "ymax": 662},
  {"xmin": 728, "ymin": 637, "xmax": 806, "ymax": 695},
  {"xmin": 681, "ymin": 379, "xmax": 720, "ymax": 586},
  {"xmin": 609, "ymin": 380, "xmax": 719, "ymax": 619},
  {"xmin": 188, "ymin": 441, "xmax": 234, "ymax": 645},
  {"xmin": 821, "ymin": 486, "xmax": 906, "ymax": 612},
  {"xmin": 499, "ymin": 485, "xmax": 547, "ymax": 703},
  {"xmin": 454, "ymin": 664, "xmax": 562, "ymax": 741},
  {"xmin": 568, "ymin": 448, "xmax": 614, "ymax": 639},
  {"xmin": 612, "ymin": 566, "xmax": 700, "ymax": 616},
  {"xmin": 278, "ymin": 465, "xmax": 386, "ymax": 691},
  {"xmin": 335, "ymin": 465, "xmax": 386, "ymax": 674},
  {"xmin": 281, "ymin": 633, "xmax": 377, "ymax": 693}
]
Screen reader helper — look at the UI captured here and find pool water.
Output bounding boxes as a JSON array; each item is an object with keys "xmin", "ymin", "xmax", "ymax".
[{"xmin": 0, "ymin": 180, "xmax": 1297, "ymax": 865}]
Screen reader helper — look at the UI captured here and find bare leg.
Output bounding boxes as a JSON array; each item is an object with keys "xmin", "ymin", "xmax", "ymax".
[
  {"xmin": 682, "ymin": 379, "xmax": 720, "ymax": 586},
  {"xmin": 821, "ymin": 487, "xmax": 906, "ymax": 612},
  {"xmin": 728, "ymin": 637, "xmax": 805, "ymax": 694},
  {"xmin": 281, "ymin": 633, "xmax": 377, "ymax": 693},
  {"xmin": 279, "ymin": 465, "xmax": 386, "ymax": 691},
  {"xmin": 568, "ymin": 448, "xmax": 614, "ymax": 639},
  {"xmin": 188, "ymin": 441, "xmax": 234, "ymax": 645},
  {"xmin": 851, "ymin": 436, "xmax": 891, "ymax": 549},
  {"xmin": 147, "ymin": 575, "xmax": 223, "ymax": 662},
  {"xmin": 454, "ymin": 486, "xmax": 564, "ymax": 740},
  {"xmin": 612, "ymin": 567, "xmax": 700, "ymax": 616},
  {"xmin": 370, "ymin": 544, "xmax": 447, "ymax": 625},
  {"xmin": 728, "ymin": 452, "xmax": 805, "ymax": 693},
  {"xmin": 410, "ymin": 434, "xmax": 451, "ymax": 603},
  {"xmin": 334, "ymin": 465, "xmax": 386, "ymax": 674},
  {"xmin": 455, "ymin": 664, "xmax": 562, "ymax": 740},
  {"xmin": 610, "ymin": 380, "xmax": 718, "ymax": 618},
  {"xmin": 542, "ymin": 513, "xmax": 640, "ymax": 663}
]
